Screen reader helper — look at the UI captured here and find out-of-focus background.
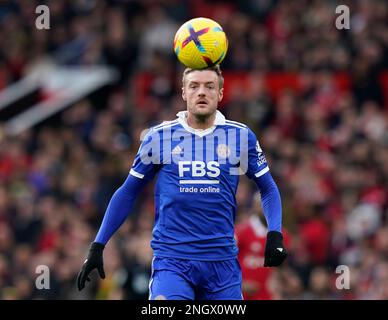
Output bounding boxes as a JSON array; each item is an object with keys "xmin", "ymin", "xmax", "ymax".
[{"xmin": 0, "ymin": 0, "xmax": 387, "ymax": 300}]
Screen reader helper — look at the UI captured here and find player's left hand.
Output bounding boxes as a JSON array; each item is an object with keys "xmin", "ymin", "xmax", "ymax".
[{"xmin": 264, "ymin": 231, "xmax": 288, "ymax": 267}]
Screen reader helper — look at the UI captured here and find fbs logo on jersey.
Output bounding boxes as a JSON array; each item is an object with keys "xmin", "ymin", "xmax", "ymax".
[{"xmin": 178, "ymin": 161, "xmax": 220, "ymax": 178}]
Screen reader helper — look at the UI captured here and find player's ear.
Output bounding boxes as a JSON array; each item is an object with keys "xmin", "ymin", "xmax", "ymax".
[
  {"xmin": 218, "ymin": 87, "xmax": 224, "ymax": 102},
  {"xmin": 182, "ymin": 87, "xmax": 187, "ymax": 101}
]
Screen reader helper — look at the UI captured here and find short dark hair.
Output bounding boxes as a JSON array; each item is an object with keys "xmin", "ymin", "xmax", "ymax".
[{"xmin": 182, "ymin": 65, "xmax": 224, "ymax": 89}]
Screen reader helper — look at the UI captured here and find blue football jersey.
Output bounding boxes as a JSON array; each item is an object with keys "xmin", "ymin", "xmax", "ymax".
[{"xmin": 130, "ymin": 111, "xmax": 269, "ymax": 260}]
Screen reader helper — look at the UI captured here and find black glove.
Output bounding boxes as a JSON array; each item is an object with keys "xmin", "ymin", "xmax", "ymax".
[
  {"xmin": 77, "ymin": 242, "xmax": 106, "ymax": 291},
  {"xmin": 264, "ymin": 231, "xmax": 288, "ymax": 267}
]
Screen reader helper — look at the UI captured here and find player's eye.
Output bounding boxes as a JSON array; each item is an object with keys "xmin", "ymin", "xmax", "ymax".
[{"xmin": 206, "ymin": 85, "xmax": 215, "ymax": 89}]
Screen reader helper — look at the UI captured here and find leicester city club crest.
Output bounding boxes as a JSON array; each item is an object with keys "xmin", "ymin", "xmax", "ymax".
[{"xmin": 217, "ymin": 144, "xmax": 230, "ymax": 158}]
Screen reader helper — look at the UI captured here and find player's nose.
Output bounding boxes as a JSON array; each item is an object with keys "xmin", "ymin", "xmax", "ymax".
[{"xmin": 197, "ymin": 85, "xmax": 206, "ymax": 96}]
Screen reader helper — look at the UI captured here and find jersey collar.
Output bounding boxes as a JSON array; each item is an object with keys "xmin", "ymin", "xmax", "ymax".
[{"xmin": 176, "ymin": 110, "xmax": 226, "ymax": 137}]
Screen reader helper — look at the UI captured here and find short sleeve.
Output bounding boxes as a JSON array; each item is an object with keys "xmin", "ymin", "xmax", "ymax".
[
  {"xmin": 130, "ymin": 128, "xmax": 161, "ymax": 181},
  {"xmin": 245, "ymin": 128, "xmax": 269, "ymax": 180}
]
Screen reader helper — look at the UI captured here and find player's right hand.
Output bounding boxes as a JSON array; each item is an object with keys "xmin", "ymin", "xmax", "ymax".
[{"xmin": 77, "ymin": 242, "xmax": 106, "ymax": 291}]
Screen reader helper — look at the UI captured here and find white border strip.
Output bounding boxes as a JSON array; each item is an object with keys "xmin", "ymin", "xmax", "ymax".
[
  {"xmin": 225, "ymin": 120, "xmax": 247, "ymax": 128},
  {"xmin": 254, "ymin": 167, "xmax": 270, "ymax": 178},
  {"xmin": 153, "ymin": 120, "xmax": 178, "ymax": 130},
  {"xmin": 130, "ymin": 169, "xmax": 145, "ymax": 179},
  {"xmin": 179, "ymin": 180, "xmax": 220, "ymax": 184},
  {"xmin": 148, "ymin": 257, "xmax": 155, "ymax": 300},
  {"xmin": 224, "ymin": 123, "xmax": 247, "ymax": 130}
]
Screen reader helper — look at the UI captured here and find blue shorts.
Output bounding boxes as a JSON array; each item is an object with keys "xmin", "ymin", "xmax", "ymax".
[{"xmin": 148, "ymin": 257, "xmax": 242, "ymax": 300}]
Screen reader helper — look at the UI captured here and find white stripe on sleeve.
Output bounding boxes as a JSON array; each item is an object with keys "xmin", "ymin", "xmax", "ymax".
[
  {"xmin": 254, "ymin": 166, "xmax": 270, "ymax": 178},
  {"xmin": 130, "ymin": 169, "xmax": 145, "ymax": 179}
]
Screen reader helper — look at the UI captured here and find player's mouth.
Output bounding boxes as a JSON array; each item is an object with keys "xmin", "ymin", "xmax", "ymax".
[{"xmin": 196, "ymin": 100, "xmax": 208, "ymax": 106}]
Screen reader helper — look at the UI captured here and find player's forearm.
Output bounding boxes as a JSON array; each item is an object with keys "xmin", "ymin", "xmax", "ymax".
[
  {"xmin": 253, "ymin": 172, "xmax": 282, "ymax": 232},
  {"xmin": 94, "ymin": 174, "xmax": 148, "ymax": 244}
]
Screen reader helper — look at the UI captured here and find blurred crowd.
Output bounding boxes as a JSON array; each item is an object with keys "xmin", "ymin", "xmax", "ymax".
[{"xmin": 0, "ymin": 0, "xmax": 387, "ymax": 300}]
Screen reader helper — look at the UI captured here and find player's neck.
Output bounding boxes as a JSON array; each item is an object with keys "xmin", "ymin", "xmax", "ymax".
[{"xmin": 186, "ymin": 112, "xmax": 216, "ymax": 130}]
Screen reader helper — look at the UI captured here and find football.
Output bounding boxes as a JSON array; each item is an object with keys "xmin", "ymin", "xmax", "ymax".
[{"xmin": 173, "ymin": 17, "xmax": 228, "ymax": 69}]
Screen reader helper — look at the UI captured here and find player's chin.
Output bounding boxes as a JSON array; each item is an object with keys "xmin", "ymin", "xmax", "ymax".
[{"xmin": 194, "ymin": 104, "xmax": 216, "ymax": 116}]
